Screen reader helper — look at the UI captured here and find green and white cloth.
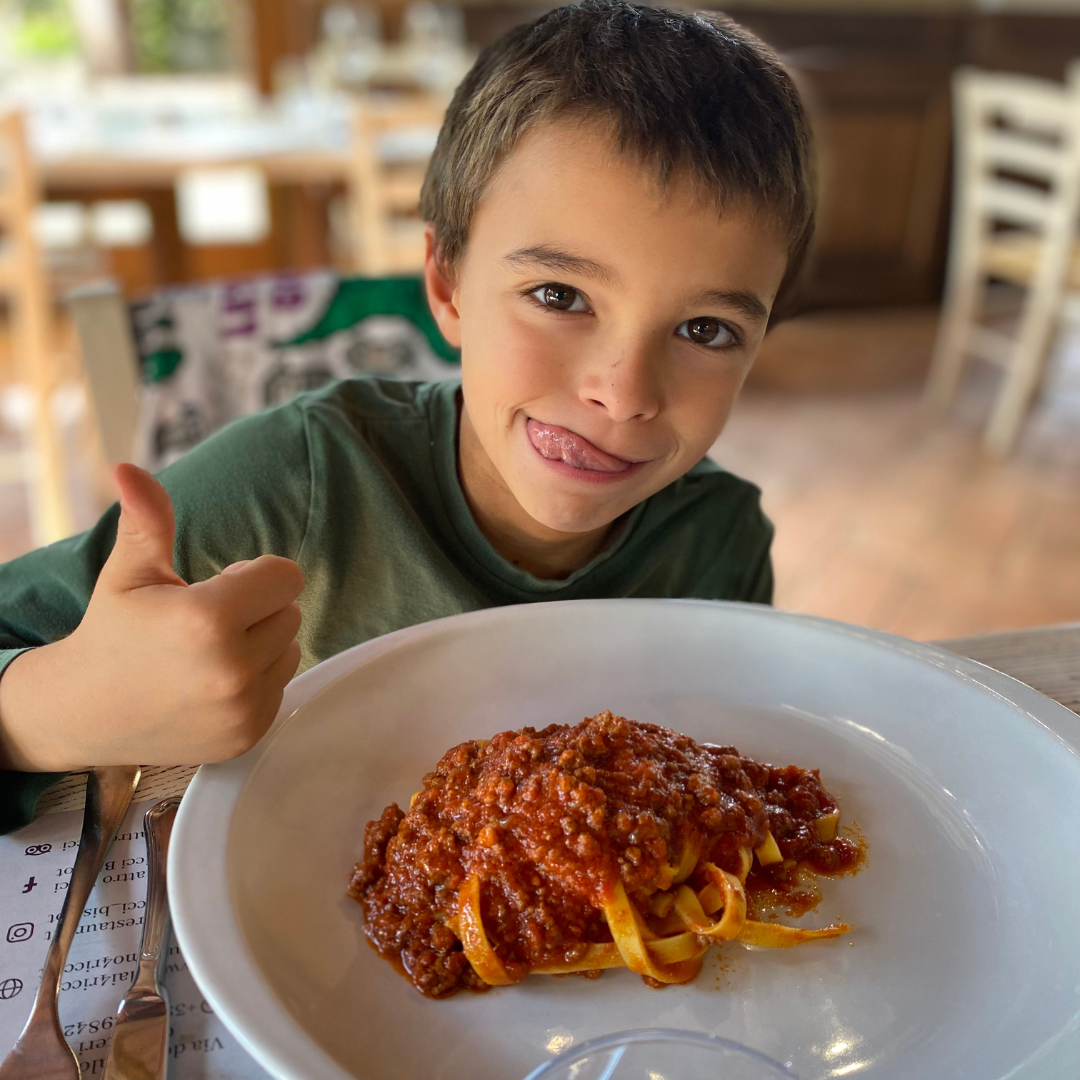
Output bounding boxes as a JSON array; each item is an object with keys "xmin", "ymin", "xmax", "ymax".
[{"xmin": 131, "ymin": 271, "xmax": 460, "ymax": 470}]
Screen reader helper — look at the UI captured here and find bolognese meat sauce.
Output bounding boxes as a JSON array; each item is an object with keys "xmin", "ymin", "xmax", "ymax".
[{"xmin": 348, "ymin": 711, "xmax": 859, "ymax": 998}]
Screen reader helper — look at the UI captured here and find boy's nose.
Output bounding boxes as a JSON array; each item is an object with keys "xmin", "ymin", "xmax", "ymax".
[{"xmin": 577, "ymin": 342, "xmax": 661, "ymax": 424}]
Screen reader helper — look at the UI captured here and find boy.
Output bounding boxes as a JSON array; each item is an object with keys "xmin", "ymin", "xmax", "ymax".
[{"xmin": 0, "ymin": 0, "xmax": 811, "ymax": 831}]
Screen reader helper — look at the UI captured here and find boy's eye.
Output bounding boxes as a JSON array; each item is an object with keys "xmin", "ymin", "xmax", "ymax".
[
  {"xmin": 676, "ymin": 317, "xmax": 736, "ymax": 349},
  {"xmin": 529, "ymin": 284, "xmax": 590, "ymax": 312}
]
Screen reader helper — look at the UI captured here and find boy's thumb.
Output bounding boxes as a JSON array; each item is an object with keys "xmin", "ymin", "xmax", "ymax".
[{"xmin": 100, "ymin": 464, "xmax": 184, "ymax": 592}]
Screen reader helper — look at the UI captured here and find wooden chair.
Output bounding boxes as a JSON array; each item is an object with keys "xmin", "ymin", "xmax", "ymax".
[
  {"xmin": 925, "ymin": 67, "xmax": 1080, "ymax": 455},
  {"xmin": 0, "ymin": 111, "xmax": 76, "ymax": 544},
  {"xmin": 347, "ymin": 95, "xmax": 446, "ymax": 275}
]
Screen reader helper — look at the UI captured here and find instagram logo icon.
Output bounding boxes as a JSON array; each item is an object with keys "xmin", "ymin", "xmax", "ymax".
[{"xmin": 6, "ymin": 923, "xmax": 33, "ymax": 944}]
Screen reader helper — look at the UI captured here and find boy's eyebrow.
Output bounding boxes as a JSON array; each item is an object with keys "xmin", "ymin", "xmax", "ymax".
[
  {"xmin": 503, "ymin": 245, "xmax": 619, "ymax": 286},
  {"xmin": 504, "ymin": 246, "xmax": 770, "ymax": 323},
  {"xmin": 692, "ymin": 289, "xmax": 770, "ymax": 324}
]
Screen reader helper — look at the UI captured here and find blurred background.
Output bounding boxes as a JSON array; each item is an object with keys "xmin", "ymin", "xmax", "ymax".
[{"xmin": 0, "ymin": 0, "xmax": 1078, "ymax": 640}]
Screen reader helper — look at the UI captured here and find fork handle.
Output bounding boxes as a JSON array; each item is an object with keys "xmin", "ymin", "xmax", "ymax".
[
  {"xmin": 31, "ymin": 767, "xmax": 141, "ymax": 1018},
  {"xmin": 133, "ymin": 799, "xmax": 179, "ymax": 985}
]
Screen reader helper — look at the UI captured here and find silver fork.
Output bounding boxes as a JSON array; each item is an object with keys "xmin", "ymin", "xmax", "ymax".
[
  {"xmin": 0, "ymin": 766, "xmax": 141, "ymax": 1080},
  {"xmin": 103, "ymin": 798, "xmax": 180, "ymax": 1080}
]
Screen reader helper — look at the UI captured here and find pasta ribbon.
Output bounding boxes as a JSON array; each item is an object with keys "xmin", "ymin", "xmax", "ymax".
[
  {"xmin": 455, "ymin": 875, "xmax": 523, "ymax": 985},
  {"xmin": 672, "ymin": 862, "xmax": 746, "ymax": 940},
  {"xmin": 731, "ymin": 845, "xmax": 753, "ymax": 884},
  {"xmin": 754, "ymin": 831, "xmax": 783, "ymax": 866},
  {"xmin": 815, "ymin": 810, "xmax": 840, "ymax": 842},
  {"xmin": 604, "ymin": 880, "xmax": 705, "ymax": 984},
  {"xmin": 649, "ymin": 890, "xmax": 675, "ymax": 918},
  {"xmin": 699, "ymin": 848, "xmax": 750, "ymax": 911},
  {"xmin": 655, "ymin": 833, "xmax": 701, "ymax": 891},
  {"xmin": 737, "ymin": 919, "xmax": 850, "ymax": 948},
  {"xmin": 530, "ymin": 932, "xmax": 705, "ymax": 976},
  {"xmin": 530, "ymin": 943, "xmax": 623, "ymax": 975},
  {"xmin": 673, "ymin": 834, "xmax": 701, "ymax": 883}
]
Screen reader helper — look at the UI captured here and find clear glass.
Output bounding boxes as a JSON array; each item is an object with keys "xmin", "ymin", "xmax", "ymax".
[{"xmin": 522, "ymin": 1028, "xmax": 797, "ymax": 1080}]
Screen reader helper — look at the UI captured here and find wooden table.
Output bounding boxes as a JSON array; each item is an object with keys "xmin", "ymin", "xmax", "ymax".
[
  {"xmin": 39, "ymin": 149, "xmax": 353, "ymax": 190},
  {"xmin": 31, "ymin": 621, "xmax": 1080, "ymax": 816},
  {"xmin": 39, "ymin": 149, "xmax": 355, "ymax": 288},
  {"xmin": 936, "ymin": 623, "xmax": 1080, "ymax": 715}
]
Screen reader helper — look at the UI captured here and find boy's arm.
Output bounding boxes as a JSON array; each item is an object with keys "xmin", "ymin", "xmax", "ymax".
[
  {"xmin": 0, "ymin": 403, "xmax": 313, "ymax": 833},
  {"xmin": 0, "ymin": 507, "xmax": 119, "ymax": 833}
]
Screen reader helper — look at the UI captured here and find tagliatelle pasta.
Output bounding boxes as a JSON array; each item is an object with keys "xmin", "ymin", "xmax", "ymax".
[{"xmin": 349, "ymin": 711, "xmax": 863, "ymax": 998}]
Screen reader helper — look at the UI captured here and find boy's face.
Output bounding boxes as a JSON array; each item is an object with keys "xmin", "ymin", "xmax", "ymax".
[{"xmin": 427, "ymin": 119, "xmax": 789, "ymax": 537}]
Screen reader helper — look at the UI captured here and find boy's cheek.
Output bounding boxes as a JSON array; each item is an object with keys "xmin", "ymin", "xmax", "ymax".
[
  {"xmin": 462, "ymin": 315, "xmax": 572, "ymax": 413},
  {"xmin": 664, "ymin": 367, "xmax": 747, "ymax": 457}
]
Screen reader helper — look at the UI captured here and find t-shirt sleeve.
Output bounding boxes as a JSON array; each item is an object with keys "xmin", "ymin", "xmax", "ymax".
[
  {"xmin": 0, "ymin": 400, "xmax": 313, "ymax": 833},
  {"xmin": 673, "ymin": 478, "xmax": 775, "ymax": 605},
  {"xmin": 724, "ymin": 485, "xmax": 775, "ymax": 605},
  {"xmin": 739, "ymin": 532, "xmax": 775, "ymax": 605}
]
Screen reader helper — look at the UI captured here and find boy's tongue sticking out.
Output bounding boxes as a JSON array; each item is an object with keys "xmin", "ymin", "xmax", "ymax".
[{"xmin": 526, "ymin": 420, "xmax": 636, "ymax": 474}]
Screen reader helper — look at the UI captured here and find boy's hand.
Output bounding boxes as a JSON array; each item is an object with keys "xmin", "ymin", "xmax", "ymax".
[{"xmin": 0, "ymin": 465, "xmax": 304, "ymax": 772}]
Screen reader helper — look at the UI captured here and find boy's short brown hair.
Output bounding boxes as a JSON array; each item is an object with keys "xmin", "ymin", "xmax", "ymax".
[{"xmin": 420, "ymin": 0, "xmax": 814, "ymax": 289}]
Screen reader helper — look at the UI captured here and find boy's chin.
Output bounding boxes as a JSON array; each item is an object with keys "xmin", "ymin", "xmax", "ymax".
[{"xmin": 516, "ymin": 488, "xmax": 633, "ymax": 537}]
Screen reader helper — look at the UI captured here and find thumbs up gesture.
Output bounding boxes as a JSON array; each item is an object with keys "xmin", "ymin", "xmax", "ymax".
[{"xmin": 0, "ymin": 465, "xmax": 304, "ymax": 772}]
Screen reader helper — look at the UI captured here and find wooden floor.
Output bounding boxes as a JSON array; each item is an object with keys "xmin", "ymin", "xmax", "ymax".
[
  {"xmin": 714, "ymin": 308, "xmax": 1080, "ymax": 640},
  {"xmin": 1, "ymin": 306, "xmax": 1079, "ymax": 641},
  {"xmin": 714, "ymin": 386, "xmax": 1080, "ymax": 640}
]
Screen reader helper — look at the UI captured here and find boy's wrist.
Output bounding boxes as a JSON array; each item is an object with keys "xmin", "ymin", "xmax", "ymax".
[{"xmin": 0, "ymin": 641, "xmax": 83, "ymax": 772}]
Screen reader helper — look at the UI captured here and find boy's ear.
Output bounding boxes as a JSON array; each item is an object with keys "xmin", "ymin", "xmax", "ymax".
[{"xmin": 423, "ymin": 224, "xmax": 462, "ymax": 348}]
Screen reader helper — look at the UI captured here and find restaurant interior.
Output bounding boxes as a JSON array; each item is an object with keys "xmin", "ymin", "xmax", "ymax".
[
  {"xmin": 1, "ymin": 6, "xmax": 1079, "ymax": 1079},
  {"xmin": 1, "ymin": 0, "xmax": 1079, "ymax": 642}
]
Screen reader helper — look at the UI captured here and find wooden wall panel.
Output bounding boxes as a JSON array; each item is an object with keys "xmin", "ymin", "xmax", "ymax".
[
  {"xmin": 815, "ymin": 112, "xmax": 926, "ymax": 255},
  {"xmin": 727, "ymin": 10, "xmax": 960, "ymax": 309}
]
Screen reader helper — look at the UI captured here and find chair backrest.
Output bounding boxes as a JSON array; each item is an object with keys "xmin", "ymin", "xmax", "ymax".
[
  {"xmin": 67, "ymin": 281, "xmax": 141, "ymax": 465},
  {"xmin": 347, "ymin": 95, "xmax": 445, "ymax": 276},
  {"xmin": 948, "ymin": 68, "xmax": 1080, "ymax": 296}
]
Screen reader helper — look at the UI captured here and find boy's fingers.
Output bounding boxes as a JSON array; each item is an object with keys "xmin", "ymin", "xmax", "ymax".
[
  {"xmin": 263, "ymin": 638, "xmax": 302, "ymax": 688},
  {"xmin": 212, "ymin": 641, "xmax": 301, "ymax": 761},
  {"xmin": 249, "ymin": 641, "xmax": 303, "ymax": 738},
  {"xmin": 101, "ymin": 464, "xmax": 185, "ymax": 593},
  {"xmin": 245, "ymin": 603, "xmax": 302, "ymax": 662},
  {"xmin": 192, "ymin": 555, "xmax": 305, "ymax": 629}
]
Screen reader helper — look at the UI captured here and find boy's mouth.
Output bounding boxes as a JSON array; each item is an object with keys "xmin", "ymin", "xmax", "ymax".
[{"xmin": 526, "ymin": 419, "xmax": 643, "ymax": 474}]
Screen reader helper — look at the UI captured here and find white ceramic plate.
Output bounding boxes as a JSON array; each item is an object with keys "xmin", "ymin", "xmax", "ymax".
[{"xmin": 169, "ymin": 600, "xmax": 1080, "ymax": 1080}]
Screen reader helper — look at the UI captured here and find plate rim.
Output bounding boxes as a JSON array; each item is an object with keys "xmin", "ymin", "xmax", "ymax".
[{"xmin": 167, "ymin": 599, "xmax": 1080, "ymax": 1080}]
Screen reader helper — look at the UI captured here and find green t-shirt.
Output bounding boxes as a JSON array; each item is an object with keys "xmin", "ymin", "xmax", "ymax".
[{"xmin": 0, "ymin": 376, "xmax": 773, "ymax": 832}]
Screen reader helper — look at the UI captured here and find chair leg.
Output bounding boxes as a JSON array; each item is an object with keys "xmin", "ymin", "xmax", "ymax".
[
  {"xmin": 15, "ymin": 270, "xmax": 75, "ymax": 546},
  {"xmin": 983, "ymin": 294, "xmax": 1060, "ymax": 455},
  {"xmin": 24, "ymin": 383, "xmax": 74, "ymax": 546},
  {"xmin": 925, "ymin": 272, "xmax": 980, "ymax": 413}
]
